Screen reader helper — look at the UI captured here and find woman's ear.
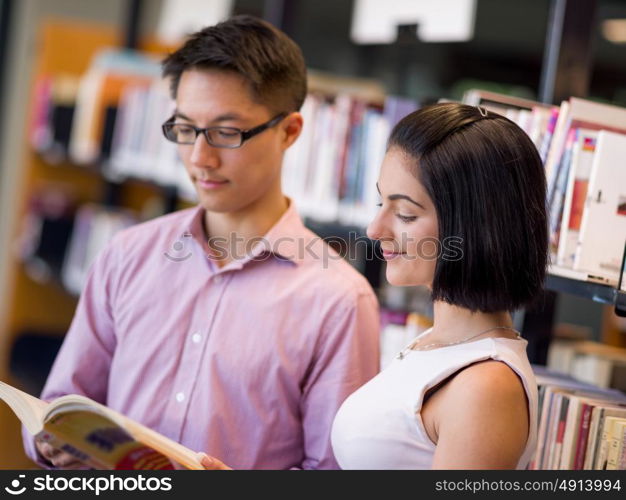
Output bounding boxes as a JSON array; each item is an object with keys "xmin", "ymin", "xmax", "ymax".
[{"xmin": 280, "ymin": 112, "xmax": 303, "ymax": 150}]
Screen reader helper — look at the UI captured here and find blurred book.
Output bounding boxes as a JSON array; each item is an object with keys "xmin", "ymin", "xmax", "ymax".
[
  {"xmin": 556, "ymin": 129, "xmax": 598, "ymax": 268},
  {"xmin": 383, "ymin": 95, "xmax": 419, "ymax": 128},
  {"xmin": 30, "ymin": 74, "xmax": 80, "ymax": 163},
  {"xmin": 106, "ymin": 79, "xmax": 194, "ymax": 199},
  {"xmin": 547, "ymin": 339, "xmax": 626, "ymax": 392},
  {"xmin": 69, "ymin": 49, "xmax": 160, "ymax": 165},
  {"xmin": 548, "ymin": 127, "xmax": 577, "ymax": 257},
  {"xmin": 283, "ymin": 92, "xmax": 391, "ymax": 226},
  {"xmin": 18, "ymin": 189, "xmax": 77, "ymax": 284},
  {"xmin": 462, "ymin": 89, "xmax": 547, "ymax": 113},
  {"xmin": 573, "ymin": 130, "xmax": 626, "ymax": 283},
  {"xmin": 61, "ymin": 204, "xmax": 136, "ymax": 296}
]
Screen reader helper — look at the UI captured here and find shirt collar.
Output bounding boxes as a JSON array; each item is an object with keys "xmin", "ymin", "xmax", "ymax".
[{"xmin": 182, "ymin": 197, "xmax": 308, "ymax": 267}]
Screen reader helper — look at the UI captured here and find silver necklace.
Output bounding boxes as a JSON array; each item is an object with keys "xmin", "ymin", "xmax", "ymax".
[{"xmin": 396, "ymin": 326, "xmax": 521, "ymax": 360}]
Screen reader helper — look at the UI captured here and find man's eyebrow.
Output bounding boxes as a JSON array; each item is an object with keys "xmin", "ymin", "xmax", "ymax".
[
  {"xmin": 172, "ymin": 110, "xmax": 243, "ymax": 123},
  {"xmin": 376, "ymin": 183, "xmax": 425, "ymax": 209}
]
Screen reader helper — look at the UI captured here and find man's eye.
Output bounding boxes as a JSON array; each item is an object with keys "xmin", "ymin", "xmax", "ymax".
[
  {"xmin": 176, "ymin": 125, "xmax": 195, "ymax": 137},
  {"xmin": 217, "ymin": 129, "xmax": 239, "ymax": 138}
]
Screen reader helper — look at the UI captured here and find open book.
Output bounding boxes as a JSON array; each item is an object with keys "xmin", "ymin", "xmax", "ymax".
[{"xmin": 0, "ymin": 380, "xmax": 203, "ymax": 470}]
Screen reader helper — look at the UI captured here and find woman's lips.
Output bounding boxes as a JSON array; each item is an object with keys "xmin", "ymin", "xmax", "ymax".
[
  {"xmin": 381, "ymin": 250, "xmax": 406, "ymax": 260},
  {"xmin": 197, "ymin": 178, "xmax": 229, "ymax": 190}
]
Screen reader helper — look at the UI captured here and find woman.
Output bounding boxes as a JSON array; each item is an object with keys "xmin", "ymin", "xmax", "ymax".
[
  {"xmin": 330, "ymin": 102, "xmax": 547, "ymax": 469},
  {"xmin": 198, "ymin": 102, "xmax": 548, "ymax": 470}
]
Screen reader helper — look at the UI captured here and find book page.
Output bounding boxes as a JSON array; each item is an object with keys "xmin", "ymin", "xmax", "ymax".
[{"xmin": 0, "ymin": 380, "xmax": 48, "ymax": 435}]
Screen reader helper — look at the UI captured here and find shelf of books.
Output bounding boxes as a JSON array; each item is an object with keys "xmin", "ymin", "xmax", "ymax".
[
  {"xmin": 0, "ymin": 19, "xmax": 183, "ymax": 468},
  {"xmin": 530, "ymin": 366, "xmax": 626, "ymax": 470},
  {"xmin": 464, "ymin": 90, "xmax": 626, "ymax": 318}
]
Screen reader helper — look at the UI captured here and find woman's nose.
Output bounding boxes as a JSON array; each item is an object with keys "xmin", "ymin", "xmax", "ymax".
[{"xmin": 367, "ymin": 212, "xmax": 386, "ymax": 241}]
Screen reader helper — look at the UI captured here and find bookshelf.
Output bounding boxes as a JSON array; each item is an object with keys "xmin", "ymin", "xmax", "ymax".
[
  {"xmin": 546, "ymin": 273, "xmax": 616, "ymax": 306},
  {"xmin": 464, "ymin": 89, "xmax": 626, "ymax": 359},
  {"xmin": 546, "ymin": 266, "xmax": 622, "ymax": 310},
  {"xmin": 0, "ymin": 19, "xmax": 182, "ymax": 468}
]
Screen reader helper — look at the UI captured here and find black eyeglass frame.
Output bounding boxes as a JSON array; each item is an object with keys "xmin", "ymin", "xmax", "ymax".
[{"xmin": 161, "ymin": 113, "xmax": 287, "ymax": 149}]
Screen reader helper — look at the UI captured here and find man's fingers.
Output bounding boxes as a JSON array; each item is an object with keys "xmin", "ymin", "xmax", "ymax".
[
  {"xmin": 37, "ymin": 441, "xmax": 60, "ymax": 459},
  {"xmin": 51, "ymin": 452, "xmax": 83, "ymax": 468},
  {"xmin": 197, "ymin": 452, "xmax": 231, "ymax": 470},
  {"xmin": 35, "ymin": 442, "xmax": 82, "ymax": 468}
]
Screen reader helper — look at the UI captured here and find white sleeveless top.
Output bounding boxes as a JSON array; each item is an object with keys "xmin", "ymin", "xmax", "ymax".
[{"xmin": 331, "ymin": 333, "xmax": 538, "ymax": 469}]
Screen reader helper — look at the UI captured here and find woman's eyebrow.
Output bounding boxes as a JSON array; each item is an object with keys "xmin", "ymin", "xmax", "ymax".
[
  {"xmin": 376, "ymin": 183, "xmax": 425, "ymax": 209},
  {"xmin": 387, "ymin": 194, "xmax": 425, "ymax": 210}
]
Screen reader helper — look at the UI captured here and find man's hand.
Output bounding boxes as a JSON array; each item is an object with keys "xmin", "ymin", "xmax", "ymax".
[
  {"xmin": 35, "ymin": 438, "xmax": 86, "ymax": 469},
  {"xmin": 197, "ymin": 452, "xmax": 232, "ymax": 470}
]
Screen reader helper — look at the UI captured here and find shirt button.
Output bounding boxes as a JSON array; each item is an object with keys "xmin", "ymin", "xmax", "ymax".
[
  {"xmin": 176, "ymin": 392, "xmax": 185, "ymax": 402},
  {"xmin": 191, "ymin": 333, "xmax": 202, "ymax": 344},
  {"xmin": 213, "ymin": 275, "xmax": 222, "ymax": 284}
]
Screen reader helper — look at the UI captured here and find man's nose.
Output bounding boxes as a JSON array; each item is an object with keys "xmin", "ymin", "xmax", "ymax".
[{"xmin": 189, "ymin": 133, "xmax": 220, "ymax": 168}]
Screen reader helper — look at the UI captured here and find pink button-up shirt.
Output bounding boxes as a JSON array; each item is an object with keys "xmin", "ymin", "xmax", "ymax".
[{"xmin": 23, "ymin": 201, "xmax": 380, "ymax": 469}]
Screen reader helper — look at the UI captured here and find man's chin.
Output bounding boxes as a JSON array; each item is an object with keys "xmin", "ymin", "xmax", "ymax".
[{"xmin": 197, "ymin": 194, "xmax": 242, "ymax": 214}]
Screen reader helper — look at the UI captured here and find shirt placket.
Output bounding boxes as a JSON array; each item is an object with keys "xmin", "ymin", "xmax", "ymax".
[{"xmin": 161, "ymin": 269, "xmax": 232, "ymax": 443}]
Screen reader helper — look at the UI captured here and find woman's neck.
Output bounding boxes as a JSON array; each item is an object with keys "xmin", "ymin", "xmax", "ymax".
[{"xmin": 428, "ymin": 301, "xmax": 515, "ymax": 343}]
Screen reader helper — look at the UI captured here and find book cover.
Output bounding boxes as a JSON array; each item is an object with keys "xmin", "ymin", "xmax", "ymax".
[
  {"xmin": 574, "ymin": 130, "xmax": 626, "ymax": 283},
  {"xmin": 556, "ymin": 129, "xmax": 598, "ymax": 268},
  {"xmin": 606, "ymin": 420, "xmax": 626, "ymax": 470},
  {"xmin": 548, "ymin": 128, "xmax": 577, "ymax": 258},
  {"xmin": 596, "ymin": 416, "xmax": 626, "ymax": 469}
]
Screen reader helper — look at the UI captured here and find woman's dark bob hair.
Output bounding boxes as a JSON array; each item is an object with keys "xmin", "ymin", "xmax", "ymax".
[{"xmin": 388, "ymin": 102, "xmax": 548, "ymax": 313}]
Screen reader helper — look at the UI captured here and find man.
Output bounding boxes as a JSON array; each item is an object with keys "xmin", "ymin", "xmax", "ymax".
[{"xmin": 24, "ymin": 15, "xmax": 379, "ymax": 469}]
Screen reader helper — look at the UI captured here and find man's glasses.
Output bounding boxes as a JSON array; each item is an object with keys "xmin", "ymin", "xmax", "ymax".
[{"xmin": 161, "ymin": 113, "xmax": 286, "ymax": 149}]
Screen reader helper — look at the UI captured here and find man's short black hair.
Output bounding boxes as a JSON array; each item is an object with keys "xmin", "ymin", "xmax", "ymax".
[
  {"xmin": 162, "ymin": 15, "xmax": 307, "ymax": 113},
  {"xmin": 388, "ymin": 102, "xmax": 549, "ymax": 313}
]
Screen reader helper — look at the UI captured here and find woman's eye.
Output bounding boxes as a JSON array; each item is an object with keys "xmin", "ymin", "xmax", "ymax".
[
  {"xmin": 396, "ymin": 214, "xmax": 417, "ymax": 223},
  {"xmin": 376, "ymin": 203, "xmax": 382, "ymax": 208}
]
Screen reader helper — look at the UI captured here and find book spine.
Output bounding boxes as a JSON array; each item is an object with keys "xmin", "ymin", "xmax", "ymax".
[
  {"xmin": 619, "ymin": 427, "xmax": 626, "ymax": 470},
  {"xmin": 607, "ymin": 436, "xmax": 620, "ymax": 470},
  {"xmin": 595, "ymin": 421, "xmax": 613, "ymax": 470},
  {"xmin": 583, "ymin": 408, "xmax": 602, "ymax": 470},
  {"xmin": 573, "ymin": 403, "xmax": 592, "ymax": 470},
  {"xmin": 607, "ymin": 423, "xmax": 626, "ymax": 470},
  {"xmin": 552, "ymin": 396, "xmax": 570, "ymax": 469}
]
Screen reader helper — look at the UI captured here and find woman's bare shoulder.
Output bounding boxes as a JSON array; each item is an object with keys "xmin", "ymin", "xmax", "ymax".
[{"xmin": 448, "ymin": 360, "xmax": 526, "ymax": 395}]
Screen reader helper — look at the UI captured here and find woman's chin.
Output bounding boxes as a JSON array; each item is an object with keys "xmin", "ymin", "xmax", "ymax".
[
  {"xmin": 385, "ymin": 267, "xmax": 432, "ymax": 288},
  {"xmin": 385, "ymin": 269, "xmax": 413, "ymax": 287}
]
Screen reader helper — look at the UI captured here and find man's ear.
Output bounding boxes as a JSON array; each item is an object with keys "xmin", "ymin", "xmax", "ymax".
[{"xmin": 280, "ymin": 112, "xmax": 303, "ymax": 150}]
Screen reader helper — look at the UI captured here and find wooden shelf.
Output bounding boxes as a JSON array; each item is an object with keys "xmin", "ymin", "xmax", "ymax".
[{"xmin": 0, "ymin": 19, "xmax": 177, "ymax": 469}]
